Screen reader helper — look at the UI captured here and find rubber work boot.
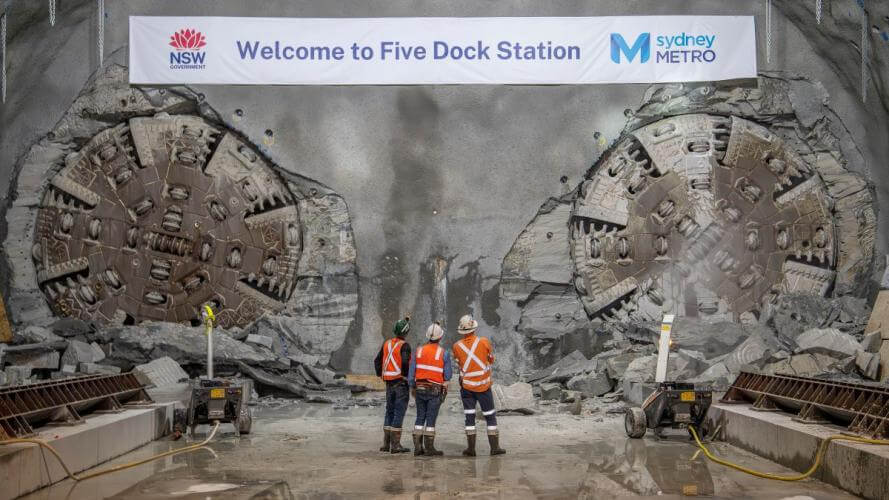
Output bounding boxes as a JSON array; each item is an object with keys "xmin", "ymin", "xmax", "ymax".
[
  {"xmin": 413, "ymin": 433, "xmax": 425, "ymax": 456},
  {"xmin": 462, "ymin": 434, "xmax": 476, "ymax": 457},
  {"xmin": 379, "ymin": 429, "xmax": 391, "ymax": 452},
  {"xmin": 488, "ymin": 434, "xmax": 506, "ymax": 456},
  {"xmin": 424, "ymin": 435, "xmax": 444, "ymax": 456},
  {"xmin": 390, "ymin": 430, "xmax": 410, "ymax": 453}
]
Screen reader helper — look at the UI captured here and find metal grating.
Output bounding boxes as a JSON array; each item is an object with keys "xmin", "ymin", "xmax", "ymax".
[
  {"xmin": 722, "ymin": 371, "xmax": 889, "ymax": 439},
  {"xmin": 0, "ymin": 373, "xmax": 152, "ymax": 439}
]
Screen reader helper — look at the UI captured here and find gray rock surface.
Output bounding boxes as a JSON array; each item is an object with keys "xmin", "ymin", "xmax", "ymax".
[
  {"xmin": 861, "ymin": 331, "xmax": 882, "ymax": 353},
  {"xmin": 856, "ymin": 351, "xmax": 880, "ymax": 380},
  {"xmin": 724, "ymin": 334, "xmax": 785, "ymax": 373},
  {"xmin": 5, "ymin": 349, "xmax": 60, "ymax": 370},
  {"xmin": 622, "ymin": 355, "xmax": 657, "ymax": 384},
  {"xmin": 796, "ymin": 328, "xmax": 860, "ymax": 358},
  {"xmin": 527, "ymin": 350, "xmax": 594, "ymax": 384},
  {"xmin": 79, "ymin": 362, "xmax": 121, "ymax": 375},
  {"xmin": 5, "ymin": 366, "xmax": 33, "ymax": 385},
  {"xmin": 538, "ymin": 382, "xmax": 562, "ymax": 401},
  {"xmin": 604, "ymin": 353, "xmax": 636, "ymax": 381},
  {"xmin": 246, "ymin": 334, "xmax": 276, "ymax": 351},
  {"xmin": 97, "ymin": 322, "xmax": 288, "ymax": 371},
  {"xmin": 12, "ymin": 326, "xmax": 62, "ymax": 345},
  {"xmin": 566, "ymin": 372, "xmax": 613, "ymax": 397},
  {"xmin": 61, "ymin": 340, "xmax": 104, "ymax": 366},
  {"xmin": 133, "ymin": 357, "xmax": 190, "ymax": 389},
  {"xmin": 492, "ymin": 382, "xmax": 536, "ymax": 413}
]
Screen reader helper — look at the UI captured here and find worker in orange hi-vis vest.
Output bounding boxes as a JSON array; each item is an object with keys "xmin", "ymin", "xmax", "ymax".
[
  {"xmin": 407, "ymin": 322, "xmax": 452, "ymax": 456},
  {"xmin": 374, "ymin": 316, "xmax": 412, "ymax": 453},
  {"xmin": 452, "ymin": 314, "xmax": 505, "ymax": 457}
]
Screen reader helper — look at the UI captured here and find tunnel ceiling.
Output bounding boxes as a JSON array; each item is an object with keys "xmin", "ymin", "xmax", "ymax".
[
  {"xmin": 31, "ymin": 115, "xmax": 303, "ymax": 328},
  {"xmin": 570, "ymin": 114, "xmax": 839, "ymax": 322}
]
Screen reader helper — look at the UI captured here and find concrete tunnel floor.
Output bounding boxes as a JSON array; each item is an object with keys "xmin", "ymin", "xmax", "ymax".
[{"xmin": 19, "ymin": 398, "xmax": 858, "ymax": 500}]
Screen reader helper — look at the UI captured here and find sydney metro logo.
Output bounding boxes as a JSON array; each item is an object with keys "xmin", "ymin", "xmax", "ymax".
[{"xmin": 169, "ymin": 28, "xmax": 207, "ymax": 69}]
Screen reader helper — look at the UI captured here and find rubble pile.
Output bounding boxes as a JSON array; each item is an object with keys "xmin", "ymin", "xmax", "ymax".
[
  {"xmin": 518, "ymin": 293, "xmax": 885, "ymax": 407},
  {"xmin": 0, "ymin": 317, "xmax": 365, "ymax": 406}
]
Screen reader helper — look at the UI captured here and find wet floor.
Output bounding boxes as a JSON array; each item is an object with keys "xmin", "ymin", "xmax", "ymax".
[{"xmin": 20, "ymin": 400, "xmax": 858, "ymax": 499}]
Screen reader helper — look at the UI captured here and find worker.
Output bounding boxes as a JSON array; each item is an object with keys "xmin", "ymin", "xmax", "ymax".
[
  {"xmin": 452, "ymin": 314, "xmax": 506, "ymax": 456},
  {"xmin": 374, "ymin": 316, "xmax": 412, "ymax": 453},
  {"xmin": 408, "ymin": 322, "xmax": 452, "ymax": 456}
]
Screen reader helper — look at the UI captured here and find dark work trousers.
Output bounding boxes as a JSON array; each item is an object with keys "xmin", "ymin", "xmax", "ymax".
[
  {"xmin": 383, "ymin": 379, "xmax": 409, "ymax": 430},
  {"xmin": 413, "ymin": 384, "xmax": 443, "ymax": 435},
  {"xmin": 460, "ymin": 387, "xmax": 498, "ymax": 435}
]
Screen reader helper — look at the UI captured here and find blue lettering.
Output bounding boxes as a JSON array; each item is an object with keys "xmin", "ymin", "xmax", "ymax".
[
  {"xmin": 610, "ymin": 33, "xmax": 650, "ymax": 63},
  {"xmin": 236, "ymin": 41, "xmax": 259, "ymax": 59}
]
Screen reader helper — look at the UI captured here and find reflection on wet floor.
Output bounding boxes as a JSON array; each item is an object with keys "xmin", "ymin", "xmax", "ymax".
[{"xmin": 19, "ymin": 405, "xmax": 858, "ymax": 500}]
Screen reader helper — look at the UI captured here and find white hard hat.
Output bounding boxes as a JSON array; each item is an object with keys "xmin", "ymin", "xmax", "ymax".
[
  {"xmin": 457, "ymin": 314, "xmax": 478, "ymax": 335},
  {"xmin": 425, "ymin": 322, "xmax": 444, "ymax": 341}
]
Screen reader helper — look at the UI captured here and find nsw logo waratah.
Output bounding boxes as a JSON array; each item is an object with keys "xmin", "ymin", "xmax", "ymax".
[{"xmin": 169, "ymin": 28, "xmax": 207, "ymax": 69}]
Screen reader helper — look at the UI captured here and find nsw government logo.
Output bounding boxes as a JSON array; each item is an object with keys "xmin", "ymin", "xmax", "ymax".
[{"xmin": 169, "ymin": 28, "xmax": 207, "ymax": 70}]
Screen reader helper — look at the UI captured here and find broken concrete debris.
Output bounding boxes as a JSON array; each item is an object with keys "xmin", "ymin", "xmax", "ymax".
[
  {"xmin": 520, "ymin": 298, "xmax": 882, "ymax": 408},
  {"xmin": 133, "ymin": 356, "xmax": 190, "ymax": 389},
  {"xmin": 0, "ymin": 318, "xmax": 360, "ymax": 406},
  {"xmin": 492, "ymin": 381, "xmax": 536, "ymax": 413}
]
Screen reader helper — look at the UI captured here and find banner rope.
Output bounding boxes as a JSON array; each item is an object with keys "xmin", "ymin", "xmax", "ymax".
[
  {"xmin": 860, "ymin": 1, "xmax": 868, "ymax": 103},
  {"xmin": 49, "ymin": 0, "xmax": 55, "ymax": 26},
  {"xmin": 766, "ymin": 0, "xmax": 772, "ymax": 65},
  {"xmin": 1, "ymin": 11, "xmax": 6, "ymax": 104},
  {"xmin": 815, "ymin": 0, "xmax": 822, "ymax": 25},
  {"xmin": 97, "ymin": 0, "xmax": 104, "ymax": 66}
]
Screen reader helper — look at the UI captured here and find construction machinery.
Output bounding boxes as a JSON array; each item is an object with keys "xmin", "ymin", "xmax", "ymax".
[
  {"xmin": 186, "ymin": 305, "xmax": 252, "ymax": 436},
  {"xmin": 624, "ymin": 315, "xmax": 713, "ymax": 438}
]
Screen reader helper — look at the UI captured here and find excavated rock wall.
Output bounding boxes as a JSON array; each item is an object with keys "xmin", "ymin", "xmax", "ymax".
[{"xmin": 0, "ymin": 0, "xmax": 886, "ymax": 378}]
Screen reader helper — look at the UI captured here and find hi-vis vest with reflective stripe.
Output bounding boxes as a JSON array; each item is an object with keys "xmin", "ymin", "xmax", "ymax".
[
  {"xmin": 415, "ymin": 343, "xmax": 445, "ymax": 385},
  {"xmin": 453, "ymin": 335, "xmax": 493, "ymax": 392},
  {"xmin": 382, "ymin": 338, "xmax": 405, "ymax": 381}
]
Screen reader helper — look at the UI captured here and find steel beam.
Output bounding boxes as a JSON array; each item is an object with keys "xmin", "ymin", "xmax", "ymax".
[
  {"xmin": 0, "ymin": 373, "xmax": 152, "ymax": 439},
  {"xmin": 723, "ymin": 371, "xmax": 889, "ymax": 439}
]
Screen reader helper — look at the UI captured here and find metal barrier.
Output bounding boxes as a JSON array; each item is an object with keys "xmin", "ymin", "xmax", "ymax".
[
  {"xmin": 722, "ymin": 371, "xmax": 889, "ymax": 439},
  {"xmin": 0, "ymin": 373, "xmax": 152, "ymax": 439}
]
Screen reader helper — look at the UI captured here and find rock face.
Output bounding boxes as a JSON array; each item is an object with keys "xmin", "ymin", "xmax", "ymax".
[
  {"xmin": 796, "ymin": 328, "xmax": 860, "ymax": 358},
  {"xmin": 96, "ymin": 321, "xmax": 288, "ymax": 372},
  {"xmin": 500, "ymin": 75, "xmax": 875, "ymax": 376},
  {"xmin": 2, "ymin": 65, "xmax": 358, "ymax": 370}
]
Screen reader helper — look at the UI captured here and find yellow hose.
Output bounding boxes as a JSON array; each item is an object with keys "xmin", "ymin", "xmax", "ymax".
[
  {"xmin": 688, "ymin": 425, "xmax": 889, "ymax": 481},
  {"xmin": 0, "ymin": 421, "xmax": 220, "ymax": 481}
]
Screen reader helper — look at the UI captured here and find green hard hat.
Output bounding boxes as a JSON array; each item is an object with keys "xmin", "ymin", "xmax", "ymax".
[{"xmin": 393, "ymin": 317, "xmax": 411, "ymax": 336}]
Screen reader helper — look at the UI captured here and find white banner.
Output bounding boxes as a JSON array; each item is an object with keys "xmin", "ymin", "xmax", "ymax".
[{"xmin": 129, "ymin": 16, "xmax": 757, "ymax": 85}]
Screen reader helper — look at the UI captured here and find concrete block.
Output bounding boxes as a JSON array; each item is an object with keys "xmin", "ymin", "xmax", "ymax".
[
  {"xmin": 4, "ymin": 366, "xmax": 32, "ymax": 385},
  {"xmin": 61, "ymin": 339, "xmax": 102, "ymax": 366},
  {"xmin": 132, "ymin": 356, "xmax": 189, "ymax": 388},
  {"xmin": 567, "ymin": 371, "xmax": 613, "ymax": 397},
  {"xmin": 5, "ymin": 349, "xmax": 59, "ymax": 370},
  {"xmin": 538, "ymin": 382, "xmax": 561, "ymax": 400},
  {"xmin": 6, "ymin": 403, "xmax": 176, "ymax": 497},
  {"xmin": 559, "ymin": 389, "xmax": 581, "ymax": 403},
  {"xmin": 492, "ymin": 382, "xmax": 535, "ymax": 412},
  {"xmin": 857, "ymin": 350, "xmax": 880, "ymax": 380},
  {"xmin": 861, "ymin": 330, "xmax": 882, "ymax": 353},
  {"xmin": 245, "ymin": 333, "xmax": 275, "ymax": 350},
  {"xmin": 706, "ymin": 404, "xmax": 889, "ymax": 499},
  {"xmin": 796, "ymin": 328, "xmax": 859, "ymax": 358},
  {"xmin": 866, "ymin": 291, "xmax": 889, "ymax": 339},
  {"xmin": 89, "ymin": 342, "xmax": 106, "ymax": 362},
  {"xmin": 78, "ymin": 362, "xmax": 121, "ymax": 375},
  {"xmin": 879, "ymin": 340, "xmax": 889, "ymax": 382}
]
